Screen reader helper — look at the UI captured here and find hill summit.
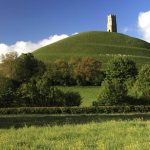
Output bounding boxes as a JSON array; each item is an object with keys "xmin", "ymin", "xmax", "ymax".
[{"xmin": 34, "ymin": 31, "xmax": 150, "ymax": 65}]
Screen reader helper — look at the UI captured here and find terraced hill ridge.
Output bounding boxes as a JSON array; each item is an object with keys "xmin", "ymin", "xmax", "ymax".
[{"xmin": 33, "ymin": 31, "xmax": 150, "ymax": 66}]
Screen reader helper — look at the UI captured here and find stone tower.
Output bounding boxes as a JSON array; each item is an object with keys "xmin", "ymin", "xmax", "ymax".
[{"xmin": 107, "ymin": 14, "xmax": 117, "ymax": 32}]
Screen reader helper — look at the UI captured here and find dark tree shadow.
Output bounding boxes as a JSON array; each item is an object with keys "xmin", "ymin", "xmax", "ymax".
[{"xmin": 0, "ymin": 113, "xmax": 150, "ymax": 129}]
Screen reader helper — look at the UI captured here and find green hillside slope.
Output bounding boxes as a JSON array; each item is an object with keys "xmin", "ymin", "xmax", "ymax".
[{"xmin": 34, "ymin": 31, "xmax": 150, "ymax": 66}]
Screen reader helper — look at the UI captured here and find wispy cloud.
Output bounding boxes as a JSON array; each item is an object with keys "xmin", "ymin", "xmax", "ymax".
[
  {"xmin": 0, "ymin": 34, "xmax": 77, "ymax": 56},
  {"xmin": 122, "ymin": 27, "xmax": 130, "ymax": 34},
  {"xmin": 138, "ymin": 10, "xmax": 150, "ymax": 42}
]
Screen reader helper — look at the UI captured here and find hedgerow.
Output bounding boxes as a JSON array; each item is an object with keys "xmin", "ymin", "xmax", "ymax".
[{"xmin": 0, "ymin": 106, "xmax": 150, "ymax": 114}]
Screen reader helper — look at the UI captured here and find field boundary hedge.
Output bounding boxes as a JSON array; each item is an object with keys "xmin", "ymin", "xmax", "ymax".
[{"xmin": 1, "ymin": 106, "xmax": 150, "ymax": 114}]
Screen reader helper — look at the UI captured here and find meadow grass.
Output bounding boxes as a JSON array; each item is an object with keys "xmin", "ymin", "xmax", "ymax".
[
  {"xmin": 58, "ymin": 86, "xmax": 100, "ymax": 106},
  {"xmin": 0, "ymin": 118, "xmax": 150, "ymax": 149}
]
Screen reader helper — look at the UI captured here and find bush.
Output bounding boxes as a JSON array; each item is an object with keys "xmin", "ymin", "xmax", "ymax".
[
  {"xmin": 94, "ymin": 57, "xmax": 138, "ymax": 106},
  {"xmin": 130, "ymin": 64, "xmax": 150, "ymax": 101},
  {"xmin": 16, "ymin": 78, "xmax": 82, "ymax": 107},
  {"xmin": 1, "ymin": 106, "xmax": 150, "ymax": 114},
  {"xmin": 0, "ymin": 75, "xmax": 16, "ymax": 107},
  {"xmin": 16, "ymin": 82, "xmax": 38, "ymax": 107},
  {"xmin": 36, "ymin": 78, "xmax": 66, "ymax": 106},
  {"xmin": 97, "ymin": 79, "xmax": 128, "ymax": 105},
  {"xmin": 17, "ymin": 83, "xmax": 56, "ymax": 107},
  {"xmin": 125, "ymin": 77, "xmax": 136, "ymax": 92},
  {"xmin": 64, "ymin": 91, "xmax": 82, "ymax": 106}
]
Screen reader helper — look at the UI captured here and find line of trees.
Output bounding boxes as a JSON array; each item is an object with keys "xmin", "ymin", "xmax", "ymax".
[
  {"xmin": 1, "ymin": 52, "xmax": 150, "ymax": 107},
  {"xmin": 1, "ymin": 53, "xmax": 105, "ymax": 86},
  {"xmin": 43, "ymin": 57, "xmax": 105, "ymax": 86},
  {"xmin": 0, "ymin": 52, "xmax": 83, "ymax": 107}
]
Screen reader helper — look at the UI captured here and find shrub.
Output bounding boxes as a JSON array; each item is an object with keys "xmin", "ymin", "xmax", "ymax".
[
  {"xmin": 130, "ymin": 64, "xmax": 150, "ymax": 102},
  {"xmin": 97, "ymin": 79, "xmax": 128, "ymax": 105},
  {"xmin": 0, "ymin": 75, "xmax": 16, "ymax": 107},
  {"xmin": 36, "ymin": 78, "xmax": 66, "ymax": 106},
  {"xmin": 64, "ymin": 91, "xmax": 82, "ymax": 106},
  {"xmin": 16, "ymin": 82, "xmax": 38, "ymax": 107},
  {"xmin": 125, "ymin": 77, "xmax": 136, "ymax": 92},
  {"xmin": 1, "ymin": 106, "xmax": 150, "ymax": 114},
  {"xmin": 16, "ymin": 78, "xmax": 82, "ymax": 107}
]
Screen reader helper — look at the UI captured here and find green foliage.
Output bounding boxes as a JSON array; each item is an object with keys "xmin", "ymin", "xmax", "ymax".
[
  {"xmin": 12, "ymin": 53, "xmax": 45, "ymax": 83},
  {"xmin": 17, "ymin": 82, "xmax": 38, "ymax": 107},
  {"xmin": 36, "ymin": 78, "xmax": 65, "ymax": 106},
  {"xmin": 15, "ymin": 79, "xmax": 82, "ymax": 107},
  {"xmin": 95, "ymin": 57, "xmax": 139, "ymax": 106},
  {"xmin": 43, "ymin": 57, "xmax": 104, "ymax": 86},
  {"xmin": 106, "ymin": 57, "xmax": 137, "ymax": 81},
  {"xmin": 44, "ymin": 60, "xmax": 76, "ymax": 86},
  {"xmin": 124, "ymin": 77, "xmax": 136, "ymax": 92},
  {"xmin": 74, "ymin": 57, "xmax": 104, "ymax": 85},
  {"xmin": 0, "ymin": 52, "xmax": 18, "ymax": 78},
  {"xmin": 1, "ymin": 106, "xmax": 150, "ymax": 114},
  {"xmin": 0, "ymin": 75, "xmax": 16, "ymax": 107},
  {"xmin": 130, "ymin": 64, "xmax": 150, "ymax": 100},
  {"xmin": 97, "ymin": 79, "xmax": 128, "ymax": 105},
  {"xmin": 64, "ymin": 91, "xmax": 82, "ymax": 106},
  {"xmin": 0, "ymin": 52, "xmax": 84, "ymax": 107},
  {"xmin": 54, "ymin": 59, "xmax": 75, "ymax": 85}
]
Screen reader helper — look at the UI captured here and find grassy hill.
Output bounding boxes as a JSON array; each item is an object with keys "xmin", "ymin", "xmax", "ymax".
[{"xmin": 34, "ymin": 31, "xmax": 150, "ymax": 67}]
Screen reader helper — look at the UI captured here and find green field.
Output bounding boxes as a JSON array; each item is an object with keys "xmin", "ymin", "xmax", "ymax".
[
  {"xmin": 0, "ymin": 114, "xmax": 150, "ymax": 150},
  {"xmin": 1, "ymin": 32, "xmax": 150, "ymax": 150},
  {"xmin": 58, "ymin": 86, "xmax": 100, "ymax": 106},
  {"xmin": 34, "ymin": 31, "xmax": 150, "ymax": 67}
]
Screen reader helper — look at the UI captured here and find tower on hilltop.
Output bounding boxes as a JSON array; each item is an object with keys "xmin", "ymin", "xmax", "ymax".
[{"xmin": 107, "ymin": 14, "xmax": 117, "ymax": 32}]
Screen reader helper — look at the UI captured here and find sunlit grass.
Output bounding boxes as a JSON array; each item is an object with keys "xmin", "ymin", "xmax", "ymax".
[
  {"xmin": 58, "ymin": 86, "xmax": 100, "ymax": 106},
  {"xmin": 34, "ymin": 31, "xmax": 150, "ymax": 67},
  {"xmin": 0, "ymin": 119, "xmax": 150, "ymax": 149}
]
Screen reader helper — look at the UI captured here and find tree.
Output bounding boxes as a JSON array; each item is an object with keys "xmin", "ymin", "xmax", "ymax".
[
  {"xmin": 17, "ymin": 77, "xmax": 82, "ymax": 107},
  {"xmin": 0, "ymin": 51, "xmax": 18, "ymax": 78},
  {"xmin": 16, "ymin": 78, "xmax": 64, "ymax": 107},
  {"xmin": 0, "ymin": 75, "xmax": 16, "ymax": 107},
  {"xmin": 74, "ymin": 57, "xmax": 104, "ymax": 85},
  {"xmin": 106, "ymin": 57, "xmax": 137, "ymax": 82},
  {"xmin": 12, "ymin": 53, "xmax": 45, "ymax": 83},
  {"xmin": 97, "ymin": 79, "xmax": 128, "ymax": 105},
  {"xmin": 36, "ymin": 78, "xmax": 65, "ymax": 106},
  {"xmin": 44, "ymin": 60, "xmax": 76, "ymax": 86},
  {"xmin": 17, "ymin": 81, "xmax": 38, "ymax": 107},
  {"xmin": 130, "ymin": 65, "xmax": 150, "ymax": 101}
]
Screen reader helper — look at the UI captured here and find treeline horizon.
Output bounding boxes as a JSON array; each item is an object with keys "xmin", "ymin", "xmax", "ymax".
[{"xmin": 0, "ymin": 51, "xmax": 150, "ymax": 108}]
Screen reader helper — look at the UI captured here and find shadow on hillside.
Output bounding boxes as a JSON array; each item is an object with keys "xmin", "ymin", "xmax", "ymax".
[{"xmin": 0, "ymin": 113, "xmax": 150, "ymax": 129}]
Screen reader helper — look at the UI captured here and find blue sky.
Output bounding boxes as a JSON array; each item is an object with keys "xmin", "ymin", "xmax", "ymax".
[
  {"xmin": 0, "ymin": 0, "xmax": 150, "ymax": 55},
  {"xmin": 0, "ymin": 0, "xmax": 149, "ymax": 44}
]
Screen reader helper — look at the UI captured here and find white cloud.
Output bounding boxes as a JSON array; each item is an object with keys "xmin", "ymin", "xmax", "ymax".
[
  {"xmin": 0, "ymin": 34, "xmax": 71, "ymax": 56},
  {"xmin": 138, "ymin": 10, "xmax": 150, "ymax": 42},
  {"xmin": 122, "ymin": 27, "xmax": 130, "ymax": 34},
  {"xmin": 38, "ymin": 34, "xmax": 69, "ymax": 48}
]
